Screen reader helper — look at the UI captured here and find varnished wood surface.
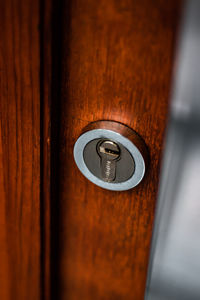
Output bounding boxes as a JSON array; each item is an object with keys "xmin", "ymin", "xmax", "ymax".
[
  {"xmin": 57, "ymin": 0, "xmax": 181, "ymax": 299},
  {"xmin": 0, "ymin": 0, "xmax": 181, "ymax": 299},
  {"xmin": 41, "ymin": 0, "xmax": 52, "ymax": 298},
  {"xmin": 0, "ymin": 0, "xmax": 41, "ymax": 299}
]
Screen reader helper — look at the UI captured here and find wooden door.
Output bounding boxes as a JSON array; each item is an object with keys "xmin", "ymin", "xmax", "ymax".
[
  {"xmin": 0, "ymin": 0, "xmax": 181, "ymax": 299},
  {"xmin": 0, "ymin": 0, "xmax": 41, "ymax": 299},
  {"xmin": 51, "ymin": 0, "xmax": 181, "ymax": 299}
]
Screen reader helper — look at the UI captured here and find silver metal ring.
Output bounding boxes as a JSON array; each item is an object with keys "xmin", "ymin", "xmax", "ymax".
[{"xmin": 73, "ymin": 129, "xmax": 146, "ymax": 191}]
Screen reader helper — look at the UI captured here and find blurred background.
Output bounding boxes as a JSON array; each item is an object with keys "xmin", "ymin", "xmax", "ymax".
[{"xmin": 145, "ymin": 0, "xmax": 200, "ymax": 299}]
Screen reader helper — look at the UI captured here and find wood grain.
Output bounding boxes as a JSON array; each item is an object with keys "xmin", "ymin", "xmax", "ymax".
[
  {"xmin": 0, "ymin": 0, "xmax": 41, "ymax": 299},
  {"xmin": 41, "ymin": 0, "xmax": 52, "ymax": 298},
  {"xmin": 57, "ymin": 0, "xmax": 181, "ymax": 299}
]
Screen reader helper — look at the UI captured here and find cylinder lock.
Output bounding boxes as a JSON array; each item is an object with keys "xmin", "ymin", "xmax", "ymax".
[{"xmin": 73, "ymin": 121, "xmax": 149, "ymax": 191}]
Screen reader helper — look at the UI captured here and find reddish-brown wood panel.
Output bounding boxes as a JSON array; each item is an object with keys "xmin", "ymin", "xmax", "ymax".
[
  {"xmin": 41, "ymin": 0, "xmax": 52, "ymax": 298},
  {"xmin": 0, "ymin": 0, "xmax": 41, "ymax": 299},
  {"xmin": 57, "ymin": 0, "xmax": 181, "ymax": 299}
]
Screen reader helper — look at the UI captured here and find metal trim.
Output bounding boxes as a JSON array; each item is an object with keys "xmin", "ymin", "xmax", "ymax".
[{"xmin": 73, "ymin": 128, "xmax": 146, "ymax": 191}]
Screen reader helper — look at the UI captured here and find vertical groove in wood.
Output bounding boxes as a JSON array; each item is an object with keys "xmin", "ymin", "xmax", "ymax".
[
  {"xmin": 57, "ymin": 0, "xmax": 181, "ymax": 299},
  {"xmin": 40, "ymin": 0, "xmax": 52, "ymax": 299},
  {"xmin": 0, "ymin": 0, "xmax": 41, "ymax": 299}
]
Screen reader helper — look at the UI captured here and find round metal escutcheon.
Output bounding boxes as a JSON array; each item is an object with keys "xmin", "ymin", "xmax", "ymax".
[{"xmin": 73, "ymin": 121, "xmax": 149, "ymax": 191}]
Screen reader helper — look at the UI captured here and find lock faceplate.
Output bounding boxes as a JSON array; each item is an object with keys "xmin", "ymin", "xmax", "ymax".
[{"xmin": 73, "ymin": 121, "xmax": 149, "ymax": 191}]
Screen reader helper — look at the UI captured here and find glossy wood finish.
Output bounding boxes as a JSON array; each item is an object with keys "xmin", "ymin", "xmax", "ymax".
[
  {"xmin": 0, "ymin": 0, "xmax": 41, "ymax": 299},
  {"xmin": 41, "ymin": 0, "xmax": 52, "ymax": 298},
  {"xmin": 0, "ymin": 0, "xmax": 181, "ymax": 299},
  {"xmin": 57, "ymin": 0, "xmax": 181, "ymax": 299}
]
